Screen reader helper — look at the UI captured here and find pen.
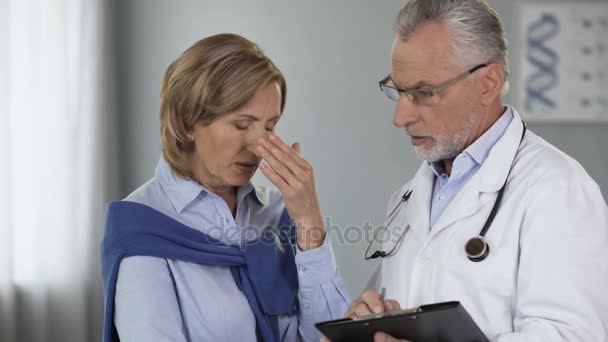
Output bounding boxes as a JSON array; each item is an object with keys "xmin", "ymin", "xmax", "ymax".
[{"xmin": 380, "ymin": 287, "xmax": 386, "ymax": 301}]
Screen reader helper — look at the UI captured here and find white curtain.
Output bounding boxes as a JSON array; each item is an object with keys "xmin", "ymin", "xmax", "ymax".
[{"xmin": 0, "ymin": 0, "xmax": 118, "ymax": 341}]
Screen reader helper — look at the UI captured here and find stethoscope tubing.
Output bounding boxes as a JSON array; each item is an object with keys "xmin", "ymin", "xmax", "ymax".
[{"xmin": 364, "ymin": 122, "xmax": 527, "ymax": 262}]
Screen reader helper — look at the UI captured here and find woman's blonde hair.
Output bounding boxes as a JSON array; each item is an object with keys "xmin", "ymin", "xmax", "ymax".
[{"xmin": 160, "ymin": 33, "xmax": 287, "ymax": 178}]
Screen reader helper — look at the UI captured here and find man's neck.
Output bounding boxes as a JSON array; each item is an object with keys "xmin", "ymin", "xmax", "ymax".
[
  {"xmin": 443, "ymin": 159, "xmax": 455, "ymax": 176},
  {"xmin": 441, "ymin": 105, "xmax": 506, "ymax": 176}
]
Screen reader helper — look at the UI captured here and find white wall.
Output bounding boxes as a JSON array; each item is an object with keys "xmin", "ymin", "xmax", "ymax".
[{"xmin": 114, "ymin": 0, "xmax": 608, "ymax": 297}]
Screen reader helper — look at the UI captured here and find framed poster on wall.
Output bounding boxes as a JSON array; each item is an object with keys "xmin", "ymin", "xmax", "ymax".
[{"xmin": 518, "ymin": 2, "xmax": 608, "ymax": 122}]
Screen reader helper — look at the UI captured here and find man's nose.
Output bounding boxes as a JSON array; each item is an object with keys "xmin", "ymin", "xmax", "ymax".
[{"xmin": 393, "ymin": 95, "xmax": 417, "ymax": 128}]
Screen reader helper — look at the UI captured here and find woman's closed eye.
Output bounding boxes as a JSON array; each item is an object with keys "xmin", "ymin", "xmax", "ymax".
[
  {"xmin": 265, "ymin": 122, "xmax": 277, "ymax": 132},
  {"xmin": 233, "ymin": 120, "xmax": 252, "ymax": 130},
  {"xmin": 233, "ymin": 120, "xmax": 277, "ymax": 132}
]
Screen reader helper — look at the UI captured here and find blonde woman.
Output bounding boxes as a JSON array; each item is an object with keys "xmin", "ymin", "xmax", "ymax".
[{"xmin": 101, "ymin": 34, "xmax": 349, "ymax": 342}]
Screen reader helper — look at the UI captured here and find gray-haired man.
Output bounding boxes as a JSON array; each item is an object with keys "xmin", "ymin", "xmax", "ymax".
[{"xmin": 323, "ymin": 0, "xmax": 608, "ymax": 341}]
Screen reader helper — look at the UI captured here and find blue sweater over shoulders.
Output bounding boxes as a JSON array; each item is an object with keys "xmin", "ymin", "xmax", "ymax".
[{"xmin": 100, "ymin": 200, "xmax": 298, "ymax": 342}]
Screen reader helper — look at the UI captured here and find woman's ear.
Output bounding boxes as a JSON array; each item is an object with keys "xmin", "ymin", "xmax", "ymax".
[{"xmin": 185, "ymin": 125, "xmax": 195, "ymax": 142}]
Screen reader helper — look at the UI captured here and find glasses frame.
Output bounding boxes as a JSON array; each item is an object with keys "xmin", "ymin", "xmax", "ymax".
[{"xmin": 378, "ymin": 63, "xmax": 488, "ymax": 104}]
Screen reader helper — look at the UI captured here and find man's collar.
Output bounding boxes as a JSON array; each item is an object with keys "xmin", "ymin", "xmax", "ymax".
[
  {"xmin": 464, "ymin": 106, "xmax": 513, "ymax": 165},
  {"xmin": 427, "ymin": 106, "xmax": 513, "ymax": 176}
]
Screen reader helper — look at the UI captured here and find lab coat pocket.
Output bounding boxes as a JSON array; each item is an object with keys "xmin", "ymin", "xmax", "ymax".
[{"xmin": 437, "ymin": 244, "xmax": 516, "ymax": 336}]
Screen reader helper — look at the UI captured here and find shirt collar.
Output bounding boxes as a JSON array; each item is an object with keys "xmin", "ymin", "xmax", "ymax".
[
  {"xmin": 237, "ymin": 182, "xmax": 269, "ymax": 207},
  {"xmin": 428, "ymin": 107, "xmax": 513, "ymax": 176},
  {"xmin": 464, "ymin": 107, "xmax": 513, "ymax": 165},
  {"xmin": 155, "ymin": 156, "xmax": 268, "ymax": 214}
]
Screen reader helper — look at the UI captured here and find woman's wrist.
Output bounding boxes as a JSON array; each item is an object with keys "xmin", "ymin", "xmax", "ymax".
[{"xmin": 294, "ymin": 212, "xmax": 326, "ymax": 251}]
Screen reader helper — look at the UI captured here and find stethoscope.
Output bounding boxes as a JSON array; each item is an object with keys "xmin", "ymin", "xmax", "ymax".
[{"xmin": 364, "ymin": 122, "xmax": 526, "ymax": 262}]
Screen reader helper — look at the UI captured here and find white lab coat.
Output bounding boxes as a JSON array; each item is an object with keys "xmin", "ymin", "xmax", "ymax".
[{"xmin": 374, "ymin": 108, "xmax": 608, "ymax": 341}]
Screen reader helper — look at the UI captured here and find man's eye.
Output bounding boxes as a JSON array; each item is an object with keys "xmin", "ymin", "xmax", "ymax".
[{"xmin": 414, "ymin": 89, "xmax": 434, "ymax": 97}]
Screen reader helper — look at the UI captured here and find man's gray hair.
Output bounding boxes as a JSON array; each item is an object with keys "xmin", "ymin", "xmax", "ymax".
[{"xmin": 395, "ymin": 0, "xmax": 509, "ymax": 94}]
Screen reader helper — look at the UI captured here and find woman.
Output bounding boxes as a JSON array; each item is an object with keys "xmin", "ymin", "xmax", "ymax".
[{"xmin": 100, "ymin": 34, "xmax": 350, "ymax": 341}]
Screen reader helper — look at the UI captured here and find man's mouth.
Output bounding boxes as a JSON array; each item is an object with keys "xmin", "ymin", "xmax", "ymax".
[{"xmin": 409, "ymin": 135, "xmax": 430, "ymax": 146}]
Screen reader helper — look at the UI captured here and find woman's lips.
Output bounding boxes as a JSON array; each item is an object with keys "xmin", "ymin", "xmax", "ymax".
[{"xmin": 235, "ymin": 162, "xmax": 258, "ymax": 173}]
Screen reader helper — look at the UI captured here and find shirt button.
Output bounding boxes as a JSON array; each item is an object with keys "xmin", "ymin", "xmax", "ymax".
[
  {"xmin": 298, "ymin": 266, "xmax": 307, "ymax": 273},
  {"xmin": 439, "ymin": 193, "xmax": 447, "ymax": 200},
  {"xmin": 304, "ymin": 303, "xmax": 311, "ymax": 310}
]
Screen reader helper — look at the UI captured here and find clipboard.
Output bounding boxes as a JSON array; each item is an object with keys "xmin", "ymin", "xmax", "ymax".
[{"xmin": 315, "ymin": 301, "xmax": 489, "ymax": 342}]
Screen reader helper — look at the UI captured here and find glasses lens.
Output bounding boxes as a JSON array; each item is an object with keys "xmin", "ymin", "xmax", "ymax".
[
  {"xmin": 409, "ymin": 89, "xmax": 436, "ymax": 106},
  {"xmin": 381, "ymin": 85, "xmax": 400, "ymax": 102}
]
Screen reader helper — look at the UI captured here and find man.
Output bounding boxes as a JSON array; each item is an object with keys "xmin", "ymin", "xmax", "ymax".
[{"xmin": 324, "ymin": 0, "xmax": 608, "ymax": 341}]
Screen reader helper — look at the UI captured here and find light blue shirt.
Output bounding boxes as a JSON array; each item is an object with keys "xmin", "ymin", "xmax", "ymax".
[
  {"xmin": 429, "ymin": 108, "xmax": 514, "ymax": 229},
  {"xmin": 114, "ymin": 157, "xmax": 350, "ymax": 341}
]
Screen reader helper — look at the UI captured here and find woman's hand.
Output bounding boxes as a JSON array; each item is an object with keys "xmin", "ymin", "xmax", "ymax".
[{"xmin": 256, "ymin": 133, "xmax": 325, "ymax": 251}]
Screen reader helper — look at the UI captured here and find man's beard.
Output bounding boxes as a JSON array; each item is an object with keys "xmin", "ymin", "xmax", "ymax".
[{"xmin": 410, "ymin": 110, "xmax": 479, "ymax": 162}]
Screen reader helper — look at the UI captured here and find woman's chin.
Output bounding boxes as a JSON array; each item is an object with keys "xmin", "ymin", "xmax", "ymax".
[{"xmin": 227, "ymin": 171, "xmax": 255, "ymax": 186}]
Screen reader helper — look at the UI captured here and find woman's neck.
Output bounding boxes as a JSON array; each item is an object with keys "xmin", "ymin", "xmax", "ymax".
[{"xmin": 190, "ymin": 173, "xmax": 238, "ymax": 217}]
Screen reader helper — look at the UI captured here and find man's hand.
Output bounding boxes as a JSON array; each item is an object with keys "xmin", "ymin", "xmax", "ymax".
[
  {"xmin": 320, "ymin": 290, "xmax": 408, "ymax": 342},
  {"xmin": 372, "ymin": 332, "xmax": 411, "ymax": 342},
  {"xmin": 321, "ymin": 332, "xmax": 411, "ymax": 342},
  {"xmin": 344, "ymin": 289, "xmax": 401, "ymax": 319}
]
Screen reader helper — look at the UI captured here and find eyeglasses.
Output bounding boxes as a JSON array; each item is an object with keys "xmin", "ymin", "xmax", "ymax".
[{"xmin": 378, "ymin": 63, "xmax": 488, "ymax": 106}]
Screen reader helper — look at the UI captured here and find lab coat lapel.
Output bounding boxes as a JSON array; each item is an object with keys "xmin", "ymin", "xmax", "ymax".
[
  {"xmin": 430, "ymin": 109, "xmax": 525, "ymax": 236},
  {"xmin": 430, "ymin": 177, "xmax": 483, "ymax": 235},
  {"xmin": 404, "ymin": 163, "xmax": 435, "ymax": 235}
]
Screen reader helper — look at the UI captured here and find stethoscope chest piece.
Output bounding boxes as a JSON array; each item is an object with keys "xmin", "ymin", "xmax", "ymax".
[{"xmin": 465, "ymin": 236, "xmax": 490, "ymax": 262}]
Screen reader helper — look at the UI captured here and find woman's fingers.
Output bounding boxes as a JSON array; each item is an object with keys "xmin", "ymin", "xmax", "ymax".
[
  {"xmin": 258, "ymin": 162, "xmax": 290, "ymax": 193},
  {"xmin": 257, "ymin": 138, "xmax": 313, "ymax": 195},
  {"xmin": 256, "ymin": 134, "xmax": 323, "ymax": 233},
  {"xmin": 256, "ymin": 143, "xmax": 302, "ymax": 189},
  {"xmin": 292, "ymin": 142, "xmax": 301, "ymax": 154},
  {"xmin": 266, "ymin": 134, "xmax": 312, "ymax": 172}
]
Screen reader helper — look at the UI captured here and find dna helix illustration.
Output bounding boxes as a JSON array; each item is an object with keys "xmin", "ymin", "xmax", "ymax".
[{"xmin": 525, "ymin": 13, "xmax": 560, "ymax": 112}]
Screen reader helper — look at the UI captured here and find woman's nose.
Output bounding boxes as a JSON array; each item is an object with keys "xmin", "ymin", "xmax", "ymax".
[{"xmin": 248, "ymin": 128, "xmax": 268, "ymax": 155}]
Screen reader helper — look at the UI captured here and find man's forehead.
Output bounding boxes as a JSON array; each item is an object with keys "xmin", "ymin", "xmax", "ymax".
[
  {"xmin": 391, "ymin": 21, "xmax": 457, "ymax": 83},
  {"xmin": 390, "ymin": 44, "xmax": 459, "ymax": 87},
  {"xmin": 390, "ymin": 53, "xmax": 453, "ymax": 88}
]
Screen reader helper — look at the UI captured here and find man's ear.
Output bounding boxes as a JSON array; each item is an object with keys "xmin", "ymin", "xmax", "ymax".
[{"xmin": 477, "ymin": 63, "xmax": 505, "ymax": 106}]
